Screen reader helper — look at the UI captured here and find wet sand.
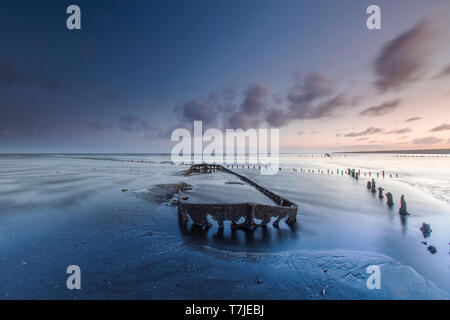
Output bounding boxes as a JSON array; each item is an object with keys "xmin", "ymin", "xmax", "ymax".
[{"xmin": 0, "ymin": 154, "xmax": 449, "ymax": 299}]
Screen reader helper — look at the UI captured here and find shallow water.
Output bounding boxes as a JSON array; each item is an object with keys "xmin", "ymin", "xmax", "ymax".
[
  {"xmin": 0, "ymin": 154, "xmax": 449, "ymax": 299},
  {"xmin": 278, "ymin": 153, "xmax": 450, "ymax": 203}
]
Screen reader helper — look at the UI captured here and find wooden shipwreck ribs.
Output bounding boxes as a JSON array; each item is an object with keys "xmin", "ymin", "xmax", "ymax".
[{"xmin": 178, "ymin": 163, "xmax": 298, "ymax": 230}]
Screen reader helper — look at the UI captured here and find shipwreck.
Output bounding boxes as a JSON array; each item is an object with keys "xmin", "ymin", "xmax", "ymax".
[{"xmin": 177, "ymin": 163, "xmax": 298, "ymax": 230}]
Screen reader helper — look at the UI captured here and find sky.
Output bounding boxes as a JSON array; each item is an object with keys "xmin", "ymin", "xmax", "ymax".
[{"xmin": 0, "ymin": 0, "xmax": 450, "ymax": 153}]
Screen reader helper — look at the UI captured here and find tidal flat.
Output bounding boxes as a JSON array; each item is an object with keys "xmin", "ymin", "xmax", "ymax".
[{"xmin": 0, "ymin": 154, "xmax": 449, "ymax": 299}]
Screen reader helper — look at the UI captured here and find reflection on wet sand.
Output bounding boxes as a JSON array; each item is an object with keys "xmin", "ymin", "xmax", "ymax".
[
  {"xmin": 177, "ymin": 213, "xmax": 299, "ymax": 249},
  {"xmin": 399, "ymin": 214, "xmax": 408, "ymax": 235}
]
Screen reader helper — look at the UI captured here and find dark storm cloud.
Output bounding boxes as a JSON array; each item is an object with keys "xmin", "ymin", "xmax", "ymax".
[
  {"xmin": 433, "ymin": 63, "xmax": 450, "ymax": 79},
  {"xmin": 359, "ymin": 99, "xmax": 401, "ymax": 117},
  {"xmin": 384, "ymin": 128, "xmax": 411, "ymax": 135},
  {"xmin": 265, "ymin": 108, "xmax": 289, "ymax": 128},
  {"xmin": 287, "ymin": 74, "xmax": 348, "ymax": 119},
  {"xmin": 240, "ymin": 83, "xmax": 268, "ymax": 115},
  {"xmin": 429, "ymin": 123, "xmax": 450, "ymax": 132},
  {"xmin": 412, "ymin": 136, "xmax": 443, "ymax": 145},
  {"xmin": 0, "ymin": 55, "xmax": 67, "ymax": 89},
  {"xmin": 405, "ymin": 116, "xmax": 422, "ymax": 122},
  {"xmin": 288, "ymin": 73, "xmax": 333, "ymax": 108},
  {"xmin": 176, "ymin": 89, "xmax": 236, "ymax": 130},
  {"xmin": 266, "ymin": 73, "xmax": 349, "ymax": 127},
  {"xmin": 173, "ymin": 73, "xmax": 353, "ymax": 130},
  {"xmin": 374, "ymin": 20, "xmax": 434, "ymax": 92},
  {"xmin": 272, "ymin": 93, "xmax": 284, "ymax": 105},
  {"xmin": 227, "ymin": 83, "xmax": 269, "ymax": 129},
  {"xmin": 306, "ymin": 93, "xmax": 347, "ymax": 118},
  {"xmin": 177, "ymin": 98, "xmax": 218, "ymax": 127},
  {"xmin": 344, "ymin": 127, "xmax": 383, "ymax": 137}
]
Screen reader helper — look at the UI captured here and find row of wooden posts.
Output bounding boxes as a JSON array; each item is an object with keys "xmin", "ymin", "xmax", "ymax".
[
  {"xmin": 75, "ymin": 156, "xmax": 402, "ymax": 179},
  {"xmin": 216, "ymin": 163, "xmax": 400, "ymax": 179},
  {"xmin": 346, "ymin": 168, "xmax": 408, "ymax": 215}
]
